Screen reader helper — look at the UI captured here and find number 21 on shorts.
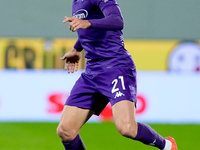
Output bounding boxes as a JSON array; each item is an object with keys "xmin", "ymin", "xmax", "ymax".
[{"xmin": 111, "ymin": 76, "xmax": 126, "ymax": 93}]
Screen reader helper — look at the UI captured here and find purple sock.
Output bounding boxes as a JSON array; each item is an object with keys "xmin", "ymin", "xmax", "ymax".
[
  {"xmin": 134, "ymin": 122, "xmax": 166, "ymax": 149},
  {"xmin": 62, "ymin": 134, "xmax": 86, "ymax": 150}
]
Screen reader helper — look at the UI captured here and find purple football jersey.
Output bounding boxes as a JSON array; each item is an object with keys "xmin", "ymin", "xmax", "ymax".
[{"xmin": 72, "ymin": 0, "xmax": 135, "ymax": 70}]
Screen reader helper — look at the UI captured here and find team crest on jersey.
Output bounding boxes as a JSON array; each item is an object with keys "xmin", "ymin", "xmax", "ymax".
[{"xmin": 73, "ymin": 9, "xmax": 88, "ymax": 19}]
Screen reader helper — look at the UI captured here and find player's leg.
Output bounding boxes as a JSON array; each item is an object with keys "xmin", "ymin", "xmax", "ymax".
[
  {"xmin": 57, "ymin": 105, "xmax": 94, "ymax": 150},
  {"xmin": 57, "ymin": 72, "xmax": 97, "ymax": 149},
  {"xmin": 112, "ymin": 100, "xmax": 168, "ymax": 149}
]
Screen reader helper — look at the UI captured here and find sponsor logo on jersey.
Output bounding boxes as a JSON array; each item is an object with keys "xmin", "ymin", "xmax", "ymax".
[{"xmin": 73, "ymin": 9, "xmax": 88, "ymax": 19}]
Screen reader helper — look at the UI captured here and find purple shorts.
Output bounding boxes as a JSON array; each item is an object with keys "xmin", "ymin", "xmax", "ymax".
[{"xmin": 65, "ymin": 67, "xmax": 137, "ymax": 115}]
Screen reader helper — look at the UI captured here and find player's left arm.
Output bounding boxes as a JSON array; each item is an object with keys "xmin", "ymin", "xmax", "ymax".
[
  {"xmin": 63, "ymin": 0, "xmax": 123, "ymax": 32},
  {"xmin": 88, "ymin": 3, "xmax": 124, "ymax": 30}
]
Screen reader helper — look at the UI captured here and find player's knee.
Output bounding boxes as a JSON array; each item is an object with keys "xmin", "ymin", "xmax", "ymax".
[
  {"xmin": 116, "ymin": 122, "xmax": 137, "ymax": 138},
  {"xmin": 57, "ymin": 124, "xmax": 77, "ymax": 141}
]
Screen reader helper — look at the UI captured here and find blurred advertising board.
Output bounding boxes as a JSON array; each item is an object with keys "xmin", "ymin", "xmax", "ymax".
[
  {"xmin": 1, "ymin": 38, "xmax": 200, "ymax": 72},
  {"xmin": 0, "ymin": 38, "xmax": 85, "ymax": 70},
  {"xmin": 0, "ymin": 38, "xmax": 200, "ymax": 123},
  {"xmin": 0, "ymin": 70, "xmax": 199, "ymax": 123},
  {"xmin": 127, "ymin": 40, "xmax": 200, "ymax": 72}
]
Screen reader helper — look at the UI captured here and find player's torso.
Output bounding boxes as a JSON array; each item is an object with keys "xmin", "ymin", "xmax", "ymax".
[{"xmin": 72, "ymin": 0, "xmax": 134, "ymax": 69}]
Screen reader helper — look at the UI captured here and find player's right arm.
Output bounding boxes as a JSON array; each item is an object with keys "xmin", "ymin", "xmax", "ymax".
[{"xmin": 74, "ymin": 39, "xmax": 83, "ymax": 52}]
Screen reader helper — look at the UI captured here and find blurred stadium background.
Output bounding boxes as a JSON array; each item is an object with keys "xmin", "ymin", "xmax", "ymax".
[{"xmin": 0, "ymin": 0, "xmax": 200, "ymax": 149}]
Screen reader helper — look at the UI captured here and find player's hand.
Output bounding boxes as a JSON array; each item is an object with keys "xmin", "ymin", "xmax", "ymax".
[
  {"xmin": 63, "ymin": 16, "xmax": 91, "ymax": 32},
  {"xmin": 60, "ymin": 48, "xmax": 81, "ymax": 73}
]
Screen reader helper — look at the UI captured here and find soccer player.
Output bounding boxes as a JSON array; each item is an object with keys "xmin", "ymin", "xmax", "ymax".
[{"xmin": 57, "ymin": 0, "xmax": 178, "ymax": 149}]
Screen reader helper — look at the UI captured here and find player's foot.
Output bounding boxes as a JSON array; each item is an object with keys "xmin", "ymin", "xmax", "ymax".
[{"xmin": 165, "ymin": 136, "xmax": 178, "ymax": 150}]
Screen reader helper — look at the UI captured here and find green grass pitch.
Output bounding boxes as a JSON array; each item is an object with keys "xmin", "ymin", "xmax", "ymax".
[{"xmin": 0, "ymin": 122, "xmax": 199, "ymax": 150}]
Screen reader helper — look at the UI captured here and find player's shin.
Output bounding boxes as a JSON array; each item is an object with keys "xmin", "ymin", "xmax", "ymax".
[{"xmin": 134, "ymin": 122, "xmax": 166, "ymax": 149}]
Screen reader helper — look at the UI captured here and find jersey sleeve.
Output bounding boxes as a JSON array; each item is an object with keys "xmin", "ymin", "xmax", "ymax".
[
  {"xmin": 74, "ymin": 39, "xmax": 83, "ymax": 52},
  {"xmin": 88, "ymin": 1, "xmax": 124, "ymax": 30},
  {"xmin": 91, "ymin": 0, "xmax": 117, "ymax": 8}
]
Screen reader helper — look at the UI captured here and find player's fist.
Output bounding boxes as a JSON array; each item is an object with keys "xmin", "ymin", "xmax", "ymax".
[{"xmin": 63, "ymin": 16, "xmax": 91, "ymax": 32}]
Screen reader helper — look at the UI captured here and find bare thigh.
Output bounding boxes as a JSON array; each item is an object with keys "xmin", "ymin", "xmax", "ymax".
[
  {"xmin": 57, "ymin": 105, "xmax": 94, "ymax": 140},
  {"xmin": 112, "ymin": 100, "xmax": 138, "ymax": 138}
]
